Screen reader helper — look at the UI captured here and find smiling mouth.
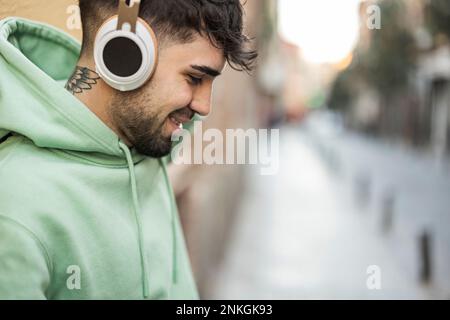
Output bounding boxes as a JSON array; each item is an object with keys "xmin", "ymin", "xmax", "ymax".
[
  {"xmin": 169, "ymin": 116, "xmax": 183, "ymax": 130},
  {"xmin": 167, "ymin": 107, "xmax": 195, "ymax": 133}
]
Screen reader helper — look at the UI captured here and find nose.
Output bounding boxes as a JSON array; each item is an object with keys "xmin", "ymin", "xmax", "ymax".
[{"xmin": 190, "ymin": 84, "xmax": 213, "ymax": 117}]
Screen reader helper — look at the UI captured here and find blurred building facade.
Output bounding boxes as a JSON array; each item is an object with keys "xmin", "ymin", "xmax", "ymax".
[{"xmin": 328, "ymin": 0, "xmax": 450, "ymax": 160}]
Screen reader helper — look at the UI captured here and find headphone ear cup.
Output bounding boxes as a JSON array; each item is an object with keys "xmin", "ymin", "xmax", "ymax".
[
  {"xmin": 93, "ymin": 16, "xmax": 158, "ymax": 91},
  {"xmin": 102, "ymin": 36, "xmax": 143, "ymax": 77}
]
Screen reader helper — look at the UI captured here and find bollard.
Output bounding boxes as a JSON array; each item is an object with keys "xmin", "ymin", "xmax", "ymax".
[
  {"xmin": 419, "ymin": 231, "xmax": 432, "ymax": 284},
  {"xmin": 355, "ymin": 173, "xmax": 371, "ymax": 208},
  {"xmin": 381, "ymin": 189, "xmax": 395, "ymax": 234}
]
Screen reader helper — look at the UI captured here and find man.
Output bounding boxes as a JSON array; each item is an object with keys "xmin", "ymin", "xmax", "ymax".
[{"xmin": 0, "ymin": 0, "xmax": 256, "ymax": 299}]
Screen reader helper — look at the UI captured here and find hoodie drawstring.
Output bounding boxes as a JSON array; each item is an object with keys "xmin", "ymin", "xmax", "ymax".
[
  {"xmin": 160, "ymin": 157, "xmax": 178, "ymax": 285},
  {"xmin": 119, "ymin": 142, "xmax": 150, "ymax": 298}
]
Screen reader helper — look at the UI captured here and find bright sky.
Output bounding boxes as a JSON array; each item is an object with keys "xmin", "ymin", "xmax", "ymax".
[{"xmin": 278, "ymin": 0, "xmax": 362, "ymax": 64}]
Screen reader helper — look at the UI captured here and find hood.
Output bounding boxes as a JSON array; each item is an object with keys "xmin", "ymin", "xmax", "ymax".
[{"xmin": 0, "ymin": 17, "xmax": 143, "ymax": 162}]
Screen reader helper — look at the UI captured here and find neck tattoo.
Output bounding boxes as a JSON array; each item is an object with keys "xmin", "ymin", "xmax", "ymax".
[{"xmin": 65, "ymin": 66, "xmax": 100, "ymax": 95}]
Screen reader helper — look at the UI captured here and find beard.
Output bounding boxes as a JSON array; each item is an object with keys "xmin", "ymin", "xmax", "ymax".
[
  {"xmin": 110, "ymin": 91, "xmax": 194, "ymax": 158},
  {"xmin": 128, "ymin": 115, "xmax": 173, "ymax": 158},
  {"xmin": 110, "ymin": 93, "xmax": 173, "ymax": 158}
]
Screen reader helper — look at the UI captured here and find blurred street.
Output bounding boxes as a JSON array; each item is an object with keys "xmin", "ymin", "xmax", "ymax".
[{"xmin": 211, "ymin": 112, "xmax": 450, "ymax": 299}]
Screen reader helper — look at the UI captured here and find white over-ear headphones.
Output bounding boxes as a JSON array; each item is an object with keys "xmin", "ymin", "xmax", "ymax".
[{"xmin": 93, "ymin": 0, "xmax": 158, "ymax": 91}]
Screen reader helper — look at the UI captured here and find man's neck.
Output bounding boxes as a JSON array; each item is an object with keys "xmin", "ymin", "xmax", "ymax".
[{"xmin": 65, "ymin": 58, "xmax": 132, "ymax": 146}]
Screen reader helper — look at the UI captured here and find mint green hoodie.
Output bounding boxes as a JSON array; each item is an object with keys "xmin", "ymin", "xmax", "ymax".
[{"xmin": 0, "ymin": 17, "xmax": 198, "ymax": 299}]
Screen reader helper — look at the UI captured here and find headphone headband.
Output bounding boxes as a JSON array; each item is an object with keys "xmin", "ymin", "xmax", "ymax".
[
  {"xmin": 117, "ymin": 0, "xmax": 140, "ymax": 32},
  {"xmin": 93, "ymin": 0, "xmax": 158, "ymax": 91}
]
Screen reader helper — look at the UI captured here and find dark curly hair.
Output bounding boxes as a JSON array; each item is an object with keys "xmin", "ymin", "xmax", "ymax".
[{"xmin": 78, "ymin": 0, "xmax": 257, "ymax": 72}]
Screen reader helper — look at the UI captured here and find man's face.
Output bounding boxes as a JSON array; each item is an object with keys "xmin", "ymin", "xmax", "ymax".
[{"xmin": 109, "ymin": 33, "xmax": 226, "ymax": 158}]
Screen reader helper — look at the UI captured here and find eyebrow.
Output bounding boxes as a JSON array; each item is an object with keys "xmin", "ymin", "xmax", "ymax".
[{"xmin": 190, "ymin": 65, "xmax": 221, "ymax": 78}]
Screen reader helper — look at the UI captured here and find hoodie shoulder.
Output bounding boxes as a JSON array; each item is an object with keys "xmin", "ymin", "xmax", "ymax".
[
  {"xmin": 0, "ymin": 135, "xmax": 58, "ymax": 172},
  {"xmin": 0, "ymin": 135, "xmax": 67, "ymax": 209}
]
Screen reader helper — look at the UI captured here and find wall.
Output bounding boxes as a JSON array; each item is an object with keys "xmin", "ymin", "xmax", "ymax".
[{"xmin": 0, "ymin": 0, "xmax": 82, "ymax": 40}]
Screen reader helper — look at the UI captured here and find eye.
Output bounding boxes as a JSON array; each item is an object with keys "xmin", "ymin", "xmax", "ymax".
[{"xmin": 188, "ymin": 75, "xmax": 203, "ymax": 86}]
